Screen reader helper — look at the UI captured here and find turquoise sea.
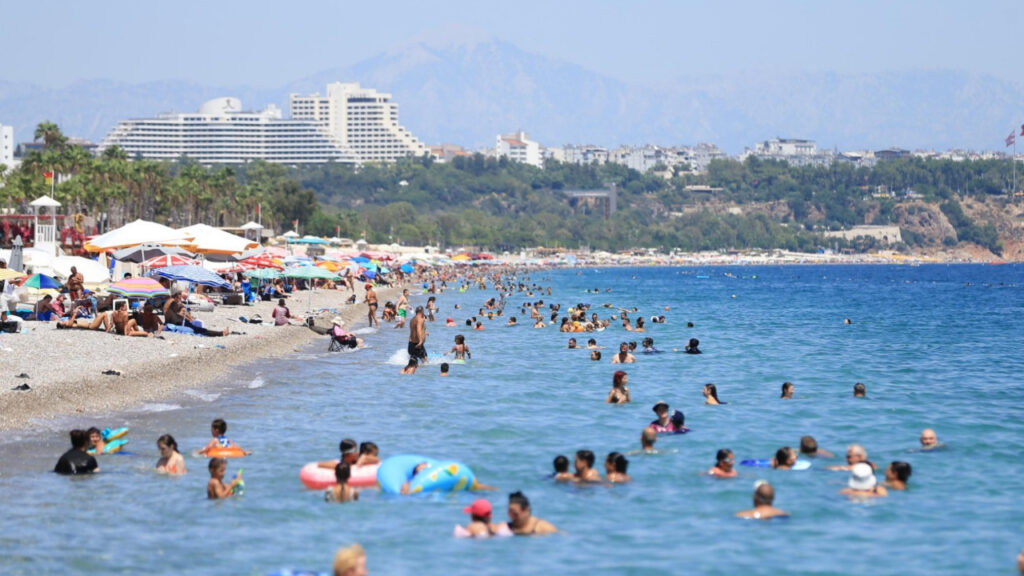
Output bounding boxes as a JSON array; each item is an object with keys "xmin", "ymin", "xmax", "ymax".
[{"xmin": 1, "ymin": 265, "xmax": 1023, "ymax": 575}]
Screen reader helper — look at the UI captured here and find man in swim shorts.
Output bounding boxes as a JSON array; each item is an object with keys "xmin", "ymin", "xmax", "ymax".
[
  {"xmin": 736, "ymin": 482, "xmax": 788, "ymax": 519},
  {"xmin": 408, "ymin": 306, "xmax": 427, "ymax": 363},
  {"xmin": 505, "ymin": 491, "xmax": 557, "ymax": 535}
]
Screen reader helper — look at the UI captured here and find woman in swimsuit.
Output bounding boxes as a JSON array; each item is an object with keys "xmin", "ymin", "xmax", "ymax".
[
  {"xmin": 708, "ymin": 448, "xmax": 737, "ymax": 478},
  {"xmin": 505, "ymin": 491, "xmax": 557, "ymax": 536},
  {"xmin": 325, "ymin": 462, "xmax": 358, "ymax": 503},
  {"xmin": 156, "ymin": 434, "xmax": 186, "ymax": 475},
  {"xmin": 606, "ymin": 371, "xmax": 631, "ymax": 404},
  {"xmin": 450, "ymin": 334, "xmax": 471, "ymax": 360}
]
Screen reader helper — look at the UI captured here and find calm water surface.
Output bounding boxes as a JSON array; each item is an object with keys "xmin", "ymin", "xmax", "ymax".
[{"xmin": 2, "ymin": 265, "xmax": 1023, "ymax": 575}]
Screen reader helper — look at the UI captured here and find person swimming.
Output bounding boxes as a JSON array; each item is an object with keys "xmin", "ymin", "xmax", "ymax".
[
  {"xmin": 552, "ymin": 455, "xmax": 574, "ymax": 482},
  {"xmin": 709, "ymin": 449, "xmax": 737, "ymax": 478},
  {"xmin": 853, "ymin": 382, "xmax": 867, "ymax": 397},
  {"xmin": 684, "ymin": 338, "xmax": 701, "ymax": 354},
  {"xmin": 604, "ymin": 452, "xmax": 630, "ymax": 483},
  {"xmin": 606, "ymin": 370, "xmax": 631, "ymax": 404},
  {"xmin": 883, "ymin": 461, "xmax": 912, "ymax": 490},
  {"xmin": 799, "ymin": 435, "xmax": 835, "ymax": 458},
  {"xmin": 771, "ymin": 447, "xmax": 797, "ymax": 470},
  {"xmin": 781, "ymin": 381, "xmax": 794, "ymax": 399},
  {"xmin": 703, "ymin": 383, "xmax": 725, "ymax": 405},
  {"xmin": 736, "ymin": 481, "xmax": 788, "ymax": 519},
  {"xmin": 919, "ymin": 428, "xmax": 942, "ymax": 449},
  {"xmin": 574, "ymin": 450, "xmax": 602, "ymax": 483},
  {"xmin": 840, "ymin": 463, "xmax": 887, "ymax": 498}
]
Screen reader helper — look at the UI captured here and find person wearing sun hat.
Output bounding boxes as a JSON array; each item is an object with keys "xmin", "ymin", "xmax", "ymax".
[
  {"xmin": 331, "ymin": 316, "xmax": 362, "ymax": 349},
  {"xmin": 840, "ymin": 462, "xmax": 888, "ymax": 498},
  {"xmin": 454, "ymin": 498, "xmax": 512, "ymax": 538}
]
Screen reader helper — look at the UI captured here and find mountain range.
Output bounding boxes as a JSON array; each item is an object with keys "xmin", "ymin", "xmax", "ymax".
[{"xmin": 1, "ymin": 37, "xmax": 1022, "ymax": 155}]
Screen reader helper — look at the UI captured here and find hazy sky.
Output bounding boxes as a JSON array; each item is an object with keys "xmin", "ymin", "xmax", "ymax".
[{"xmin": 2, "ymin": 0, "xmax": 1021, "ymax": 87}]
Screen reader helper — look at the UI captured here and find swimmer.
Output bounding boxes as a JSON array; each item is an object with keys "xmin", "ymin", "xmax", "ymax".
[
  {"xmin": 319, "ymin": 438, "xmax": 359, "ymax": 470},
  {"xmin": 586, "ymin": 338, "xmax": 601, "ymax": 349},
  {"xmin": 636, "ymin": 427, "xmax": 658, "ymax": 454},
  {"xmin": 771, "ymin": 447, "xmax": 797, "ymax": 470},
  {"xmin": 828, "ymin": 444, "xmax": 876, "ymax": 471},
  {"xmin": 400, "ymin": 357, "xmax": 418, "ymax": 374},
  {"xmin": 567, "ymin": 337, "xmax": 577, "ymax": 349},
  {"xmin": 440, "ymin": 362, "xmax": 450, "ymax": 377},
  {"xmin": 781, "ymin": 381, "xmax": 794, "ymax": 399},
  {"xmin": 87, "ymin": 427, "xmax": 106, "ymax": 455},
  {"xmin": 649, "ymin": 401, "xmax": 680, "ymax": 433},
  {"xmin": 853, "ymin": 382, "xmax": 867, "ymax": 398},
  {"xmin": 574, "ymin": 450, "xmax": 602, "ymax": 483},
  {"xmin": 641, "ymin": 337, "xmax": 659, "ymax": 353},
  {"xmin": 709, "ymin": 449, "xmax": 737, "ymax": 478},
  {"xmin": 355, "ymin": 441, "xmax": 380, "ymax": 466},
  {"xmin": 198, "ymin": 419, "xmax": 250, "ymax": 456},
  {"xmin": 883, "ymin": 461, "xmax": 912, "ymax": 491},
  {"xmin": 736, "ymin": 481, "xmax": 788, "ymax": 519},
  {"xmin": 590, "ymin": 350, "xmax": 602, "ymax": 361},
  {"xmin": 532, "ymin": 319, "xmax": 546, "ymax": 328},
  {"xmin": 507, "ymin": 317, "xmax": 517, "ymax": 326},
  {"xmin": 325, "ymin": 462, "xmax": 358, "ymax": 503},
  {"xmin": 604, "ymin": 452, "xmax": 631, "ymax": 483},
  {"xmin": 445, "ymin": 317, "xmax": 456, "ymax": 327},
  {"xmin": 400, "ymin": 462, "xmax": 432, "ymax": 494},
  {"xmin": 449, "ymin": 334, "xmax": 471, "ymax": 360},
  {"xmin": 839, "ymin": 463, "xmax": 887, "ymax": 498},
  {"xmin": 207, "ymin": 458, "xmax": 242, "ymax": 499},
  {"xmin": 610, "ymin": 342, "xmax": 636, "ymax": 364},
  {"xmin": 920, "ymin": 428, "xmax": 942, "ymax": 449},
  {"xmin": 799, "ymin": 436, "xmax": 835, "ymax": 458},
  {"xmin": 552, "ymin": 455, "xmax": 574, "ymax": 482},
  {"xmin": 332, "ymin": 543, "xmax": 367, "ymax": 576},
  {"xmin": 457, "ymin": 498, "xmax": 510, "ymax": 538},
  {"xmin": 606, "ymin": 370, "xmax": 631, "ymax": 404},
  {"xmin": 844, "ymin": 318, "xmax": 852, "ymax": 324},
  {"xmin": 156, "ymin": 434, "xmax": 186, "ymax": 475},
  {"xmin": 684, "ymin": 338, "xmax": 701, "ymax": 354},
  {"xmin": 505, "ymin": 491, "xmax": 558, "ymax": 536},
  {"xmin": 670, "ymin": 410, "xmax": 689, "ymax": 433},
  {"xmin": 703, "ymin": 383, "xmax": 724, "ymax": 405}
]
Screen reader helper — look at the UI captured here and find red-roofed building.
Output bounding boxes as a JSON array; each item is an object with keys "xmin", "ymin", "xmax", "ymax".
[{"xmin": 495, "ymin": 130, "xmax": 542, "ymax": 168}]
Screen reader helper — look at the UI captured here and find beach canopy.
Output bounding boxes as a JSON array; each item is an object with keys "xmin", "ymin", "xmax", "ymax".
[
  {"xmin": 238, "ymin": 255, "xmax": 282, "ymax": 270},
  {"xmin": 153, "ymin": 265, "xmax": 231, "ymax": 289},
  {"xmin": 283, "ymin": 266, "xmax": 339, "ymax": 281},
  {"xmin": 108, "ymin": 277, "xmax": 170, "ymax": 299},
  {"xmin": 350, "ymin": 256, "xmax": 371, "ymax": 264},
  {"xmin": 50, "ymin": 256, "xmax": 110, "ymax": 284},
  {"xmin": 246, "ymin": 268, "xmax": 282, "ymax": 280},
  {"xmin": 111, "ymin": 243, "xmax": 194, "ymax": 264},
  {"xmin": 399, "ymin": 264, "xmax": 415, "ymax": 274},
  {"xmin": 85, "ymin": 220, "xmax": 188, "ymax": 252},
  {"xmin": 293, "ymin": 235, "xmax": 328, "ymax": 245},
  {"xmin": 177, "ymin": 223, "xmax": 259, "ymax": 256},
  {"xmin": 142, "ymin": 254, "xmax": 201, "ymax": 268},
  {"xmin": 282, "ymin": 230, "xmax": 300, "ymax": 239},
  {"xmin": 29, "ymin": 195, "xmax": 62, "ymax": 208},
  {"xmin": 20, "ymin": 273, "xmax": 61, "ymax": 290},
  {"xmin": 239, "ymin": 221, "xmax": 264, "ymax": 231},
  {"xmin": 0, "ymin": 268, "xmax": 27, "ymax": 281}
]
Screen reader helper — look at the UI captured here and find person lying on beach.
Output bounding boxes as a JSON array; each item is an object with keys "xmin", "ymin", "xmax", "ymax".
[
  {"xmin": 156, "ymin": 434, "xmax": 186, "ymax": 475},
  {"xmin": 505, "ymin": 491, "xmax": 558, "ymax": 536},
  {"xmin": 207, "ymin": 458, "xmax": 242, "ymax": 499},
  {"xmin": 325, "ymin": 462, "xmax": 358, "ymax": 503},
  {"xmin": 552, "ymin": 455, "xmax": 575, "ymax": 482},
  {"xmin": 450, "ymin": 334, "xmax": 471, "ymax": 360},
  {"xmin": 736, "ymin": 482, "xmax": 788, "ymax": 520},
  {"xmin": 799, "ymin": 436, "xmax": 835, "ymax": 458},
  {"xmin": 55, "ymin": 429, "xmax": 99, "ymax": 475},
  {"xmin": 883, "ymin": 461, "xmax": 912, "ymax": 491},
  {"xmin": 0, "ymin": 310, "xmax": 19, "ymax": 333},
  {"xmin": 574, "ymin": 450, "xmax": 602, "ymax": 483},
  {"xmin": 839, "ymin": 463, "xmax": 887, "ymax": 498},
  {"xmin": 198, "ymin": 419, "xmax": 250, "ymax": 456},
  {"xmin": 57, "ymin": 306, "xmax": 110, "ymax": 331},
  {"xmin": 610, "ymin": 342, "xmax": 636, "ymax": 364},
  {"xmin": 604, "ymin": 452, "xmax": 630, "ymax": 483},
  {"xmin": 164, "ymin": 291, "xmax": 230, "ymax": 337},
  {"xmin": 709, "ymin": 449, "xmax": 737, "ymax": 478}
]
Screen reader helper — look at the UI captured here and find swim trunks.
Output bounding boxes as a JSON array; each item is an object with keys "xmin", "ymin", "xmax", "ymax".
[{"xmin": 407, "ymin": 341, "xmax": 427, "ymax": 360}]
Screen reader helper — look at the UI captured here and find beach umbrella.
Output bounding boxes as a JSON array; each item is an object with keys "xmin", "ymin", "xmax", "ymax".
[
  {"xmin": 239, "ymin": 255, "xmax": 282, "ymax": 270},
  {"xmin": 50, "ymin": 256, "xmax": 111, "ymax": 284},
  {"xmin": 111, "ymin": 243, "xmax": 194, "ymax": 264},
  {"xmin": 246, "ymin": 268, "xmax": 282, "ymax": 280},
  {"xmin": 153, "ymin": 265, "xmax": 231, "ymax": 289},
  {"xmin": 350, "ymin": 256, "xmax": 371, "ymax": 264},
  {"xmin": 399, "ymin": 264, "xmax": 415, "ymax": 274},
  {"xmin": 85, "ymin": 220, "xmax": 190, "ymax": 252},
  {"xmin": 283, "ymin": 266, "xmax": 340, "ymax": 281},
  {"xmin": 0, "ymin": 268, "xmax": 27, "ymax": 282},
  {"xmin": 142, "ymin": 254, "xmax": 201, "ymax": 269},
  {"xmin": 108, "ymin": 277, "xmax": 170, "ymax": 299},
  {"xmin": 20, "ymin": 273, "xmax": 61, "ymax": 291},
  {"xmin": 177, "ymin": 223, "xmax": 259, "ymax": 256},
  {"xmin": 362, "ymin": 270, "xmax": 377, "ymax": 279}
]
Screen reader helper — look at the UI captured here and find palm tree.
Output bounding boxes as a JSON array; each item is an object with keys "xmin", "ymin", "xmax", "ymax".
[{"xmin": 34, "ymin": 121, "xmax": 67, "ymax": 150}]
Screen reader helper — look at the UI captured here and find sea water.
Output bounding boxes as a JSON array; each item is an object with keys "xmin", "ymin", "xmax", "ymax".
[{"xmin": 1, "ymin": 265, "xmax": 1023, "ymax": 576}]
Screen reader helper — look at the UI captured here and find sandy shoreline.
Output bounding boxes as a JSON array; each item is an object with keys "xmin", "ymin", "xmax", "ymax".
[{"xmin": 0, "ymin": 284, "xmax": 401, "ymax": 432}]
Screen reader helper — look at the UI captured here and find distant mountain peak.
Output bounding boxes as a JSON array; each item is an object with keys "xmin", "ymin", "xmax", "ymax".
[{"xmin": 396, "ymin": 24, "xmax": 498, "ymax": 54}]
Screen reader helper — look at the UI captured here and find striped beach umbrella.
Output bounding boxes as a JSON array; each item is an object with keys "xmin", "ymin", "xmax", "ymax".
[
  {"xmin": 108, "ymin": 277, "xmax": 171, "ymax": 299},
  {"xmin": 142, "ymin": 254, "xmax": 201, "ymax": 268},
  {"xmin": 20, "ymin": 273, "xmax": 62, "ymax": 290}
]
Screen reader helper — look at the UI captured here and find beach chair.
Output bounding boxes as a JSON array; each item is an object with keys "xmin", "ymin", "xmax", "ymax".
[{"xmin": 328, "ymin": 337, "xmax": 343, "ymax": 352}]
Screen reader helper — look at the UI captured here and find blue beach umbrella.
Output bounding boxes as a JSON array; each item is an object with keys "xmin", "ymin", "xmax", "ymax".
[
  {"xmin": 350, "ymin": 256, "xmax": 371, "ymax": 264},
  {"xmin": 153, "ymin": 265, "xmax": 231, "ymax": 289},
  {"xmin": 20, "ymin": 273, "xmax": 62, "ymax": 290},
  {"xmin": 400, "ymin": 264, "xmax": 414, "ymax": 274}
]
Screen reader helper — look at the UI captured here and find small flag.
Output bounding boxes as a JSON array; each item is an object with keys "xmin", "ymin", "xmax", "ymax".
[
  {"xmin": 292, "ymin": 219, "xmax": 298, "ymax": 230},
  {"xmin": 256, "ymin": 203, "xmax": 261, "ymax": 215},
  {"xmin": 43, "ymin": 171, "xmax": 53, "ymax": 185},
  {"xmin": 1007, "ymin": 131, "xmax": 1016, "ymax": 148},
  {"xmin": 1020, "ymin": 123, "xmax": 1024, "ymax": 137}
]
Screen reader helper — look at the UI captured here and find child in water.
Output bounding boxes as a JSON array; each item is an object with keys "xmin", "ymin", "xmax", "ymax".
[
  {"xmin": 552, "ymin": 455, "xmax": 574, "ymax": 482},
  {"xmin": 198, "ymin": 419, "xmax": 249, "ymax": 455},
  {"xmin": 708, "ymin": 449, "xmax": 737, "ymax": 478},
  {"xmin": 355, "ymin": 442, "xmax": 380, "ymax": 466},
  {"xmin": 156, "ymin": 434, "xmax": 186, "ymax": 475},
  {"xmin": 207, "ymin": 458, "xmax": 242, "ymax": 499},
  {"xmin": 450, "ymin": 334, "xmax": 471, "ymax": 360},
  {"xmin": 325, "ymin": 462, "xmax": 358, "ymax": 503}
]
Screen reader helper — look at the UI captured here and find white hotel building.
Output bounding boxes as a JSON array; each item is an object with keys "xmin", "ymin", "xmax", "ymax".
[
  {"xmin": 98, "ymin": 97, "xmax": 358, "ymax": 165},
  {"xmin": 289, "ymin": 82, "xmax": 429, "ymax": 163}
]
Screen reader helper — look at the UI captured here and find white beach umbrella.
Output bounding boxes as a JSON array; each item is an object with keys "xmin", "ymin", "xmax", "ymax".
[
  {"xmin": 177, "ymin": 223, "xmax": 259, "ymax": 256},
  {"xmin": 85, "ymin": 219, "xmax": 189, "ymax": 252},
  {"xmin": 50, "ymin": 256, "xmax": 110, "ymax": 284}
]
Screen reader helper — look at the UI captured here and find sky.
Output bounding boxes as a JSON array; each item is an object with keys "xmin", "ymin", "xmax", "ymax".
[{"xmin": 2, "ymin": 0, "xmax": 1021, "ymax": 88}]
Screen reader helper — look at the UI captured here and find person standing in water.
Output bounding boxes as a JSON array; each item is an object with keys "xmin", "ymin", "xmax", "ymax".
[
  {"xmin": 364, "ymin": 284, "xmax": 379, "ymax": 328},
  {"xmin": 408, "ymin": 306, "xmax": 428, "ymax": 364}
]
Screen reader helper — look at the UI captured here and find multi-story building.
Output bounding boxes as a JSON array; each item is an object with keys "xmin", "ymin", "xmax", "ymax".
[
  {"xmin": 562, "ymin": 144, "xmax": 609, "ymax": 166},
  {"xmin": 745, "ymin": 138, "xmax": 833, "ymax": 167},
  {"xmin": 495, "ymin": 131, "xmax": 542, "ymax": 168},
  {"xmin": 97, "ymin": 97, "xmax": 358, "ymax": 165},
  {"xmin": 289, "ymin": 82, "xmax": 429, "ymax": 163},
  {"xmin": 0, "ymin": 124, "xmax": 13, "ymax": 170}
]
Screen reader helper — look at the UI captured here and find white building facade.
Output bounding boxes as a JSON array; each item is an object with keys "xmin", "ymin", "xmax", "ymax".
[
  {"xmin": 289, "ymin": 82, "xmax": 429, "ymax": 163},
  {"xmin": 495, "ymin": 131, "xmax": 542, "ymax": 168},
  {"xmin": 97, "ymin": 98, "xmax": 358, "ymax": 165}
]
